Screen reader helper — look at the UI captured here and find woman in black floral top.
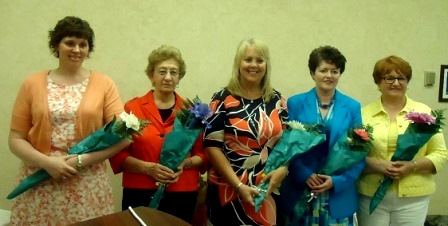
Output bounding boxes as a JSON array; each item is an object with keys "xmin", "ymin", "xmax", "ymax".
[{"xmin": 204, "ymin": 38, "xmax": 288, "ymax": 226}]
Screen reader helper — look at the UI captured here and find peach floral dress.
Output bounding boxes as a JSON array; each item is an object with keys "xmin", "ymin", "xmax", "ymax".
[{"xmin": 10, "ymin": 76, "xmax": 114, "ymax": 226}]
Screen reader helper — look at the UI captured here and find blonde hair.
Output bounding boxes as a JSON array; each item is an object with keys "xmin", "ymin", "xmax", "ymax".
[{"xmin": 226, "ymin": 38, "xmax": 274, "ymax": 102}]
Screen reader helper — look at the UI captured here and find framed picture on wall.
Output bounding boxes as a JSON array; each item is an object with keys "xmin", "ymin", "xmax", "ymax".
[{"xmin": 438, "ymin": 65, "xmax": 448, "ymax": 102}]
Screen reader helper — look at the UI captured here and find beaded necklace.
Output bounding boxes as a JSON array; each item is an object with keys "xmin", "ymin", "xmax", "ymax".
[{"xmin": 317, "ymin": 95, "xmax": 335, "ymax": 109}]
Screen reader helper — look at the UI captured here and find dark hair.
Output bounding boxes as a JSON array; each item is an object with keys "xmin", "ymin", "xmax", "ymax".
[
  {"xmin": 308, "ymin": 45, "xmax": 347, "ymax": 74},
  {"xmin": 48, "ymin": 16, "xmax": 95, "ymax": 57},
  {"xmin": 372, "ymin": 55, "xmax": 412, "ymax": 84}
]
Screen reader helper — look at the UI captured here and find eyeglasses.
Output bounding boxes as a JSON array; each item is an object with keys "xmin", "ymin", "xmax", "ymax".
[
  {"xmin": 382, "ymin": 76, "xmax": 408, "ymax": 84},
  {"xmin": 156, "ymin": 68, "xmax": 179, "ymax": 77}
]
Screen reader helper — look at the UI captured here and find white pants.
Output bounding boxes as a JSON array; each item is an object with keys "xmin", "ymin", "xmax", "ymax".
[{"xmin": 357, "ymin": 192, "xmax": 429, "ymax": 226}]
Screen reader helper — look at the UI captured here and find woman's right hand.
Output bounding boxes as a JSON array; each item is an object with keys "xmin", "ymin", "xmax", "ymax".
[
  {"xmin": 144, "ymin": 162, "xmax": 176, "ymax": 183},
  {"xmin": 237, "ymin": 184, "xmax": 260, "ymax": 207},
  {"xmin": 43, "ymin": 155, "xmax": 78, "ymax": 179},
  {"xmin": 306, "ymin": 173, "xmax": 324, "ymax": 188}
]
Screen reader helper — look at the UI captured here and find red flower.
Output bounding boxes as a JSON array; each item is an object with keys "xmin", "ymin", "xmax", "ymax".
[
  {"xmin": 354, "ymin": 129, "xmax": 370, "ymax": 141},
  {"xmin": 347, "ymin": 124, "xmax": 374, "ymax": 152}
]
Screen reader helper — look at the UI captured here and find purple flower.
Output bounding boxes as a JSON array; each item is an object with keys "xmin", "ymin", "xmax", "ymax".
[
  {"xmin": 405, "ymin": 111, "xmax": 436, "ymax": 125},
  {"xmin": 188, "ymin": 102, "xmax": 212, "ymax": 128}
]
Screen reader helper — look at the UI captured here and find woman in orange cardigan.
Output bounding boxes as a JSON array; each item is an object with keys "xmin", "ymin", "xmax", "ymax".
[
  {"xmin": 109, "ymin": 45, "xmax": 206, "ymax": 223},
  {"xmin": 9, "ymin": 16, "xmax": 128, "ymax": 225}
]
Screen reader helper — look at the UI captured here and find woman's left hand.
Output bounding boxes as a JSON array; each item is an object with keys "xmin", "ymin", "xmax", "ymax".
[
  {"xmin": 168, "ymin": 158, "xmax": 193, "ymax": 184},
  {"xmin": 170, "ymin": 160, "xmax": 188, "ymax": 183},
  {"xmin": 310, "ymin": 174, "xmax": 333, "ymax": 194},
  {"xmin": 261, "ymin": 166, "xmax": 288, "ymax": 196},
  {"xmin": 66, "ymin": 156, "xmax": 78, "ymax": 169},
  {"xmin": 385, "ymin": 161, "xmax": 414, "ymax": 179}
]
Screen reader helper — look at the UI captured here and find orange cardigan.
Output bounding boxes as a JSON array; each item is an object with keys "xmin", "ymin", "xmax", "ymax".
[
  {"xmin": 109, "ymin": 90, "xmax": 207, "ymax": 191},
  {"xmin": 10, "ymin": 71, "xmax": 123, "ymax": 156}
]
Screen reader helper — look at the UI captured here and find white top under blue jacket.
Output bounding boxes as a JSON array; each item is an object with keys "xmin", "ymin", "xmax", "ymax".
[{"xmin": 278, "ymin": 88, "xmax": 365, "ymax": 219}]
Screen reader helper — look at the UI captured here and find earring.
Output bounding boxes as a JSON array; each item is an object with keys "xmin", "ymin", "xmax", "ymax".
[{"xmin": 176, "ymin": 84, "xmax": 179, "ymax": 88}]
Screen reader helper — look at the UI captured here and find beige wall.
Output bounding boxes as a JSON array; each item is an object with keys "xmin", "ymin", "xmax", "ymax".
[{"xmin": 1, "ymin": 0, "xmax": 447, "ymax": 215}]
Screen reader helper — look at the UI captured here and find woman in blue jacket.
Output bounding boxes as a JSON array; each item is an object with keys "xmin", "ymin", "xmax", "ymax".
[{"xmin": 278, "ymin": 46, "xmax": 365, "ymax": 226}]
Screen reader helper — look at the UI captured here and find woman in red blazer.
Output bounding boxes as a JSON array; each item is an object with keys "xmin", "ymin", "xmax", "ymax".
[{"xmin": 109, "ymin": 45, "xmax": 206, "ymax": 223}]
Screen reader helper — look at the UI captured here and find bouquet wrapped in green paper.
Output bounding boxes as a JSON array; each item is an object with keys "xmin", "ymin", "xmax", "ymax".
[
  {"xmin": 320, "ymin": 124, "xmax": 374, "ymax": 175},
  {"xmin": 254, "ymin": 121, "xmax": 326, "ymax": 213},
  {"xmin": 7, "ymin": 112, "xmax": 149, "ymax": 199},
  {"xmin": 293, "ymin": 124, "xmax": 374, "ymax": 220},
  {"xmin": 149, "ymin": 96, "xmax": 212, "ymax": 209},
  {"xmin": 369, "ymin": 110, "xmax": 445, "ymax": 214}
]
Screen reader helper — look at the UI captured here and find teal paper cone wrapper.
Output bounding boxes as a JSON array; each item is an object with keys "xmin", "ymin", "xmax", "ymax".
[
  {"xmin": 292, "ymin": 190, "xmax": 314, "ymax": 223},
  {"xmin": 149, "ymin": 119, "xmax": 202, "ymax": 208},
  {"xmin": 320, "ymin": 135, "xmax": 369, "ymax": 175},
  {"xmin": 369, "ymin": 131, "xmax": 434, "ymax": 214},
  {"xmin": 149, "ymin": 184, "xmax": 166, "ymax": 209},
  {"xmin": 7, "ymin": 118, "xmax": 122, "ymax": 200},
  {"xmin": 292, "ymin": 135, "xmax": 368, "ymax": 219},
  {"xmin": 254, "ymin": 129, "xmax": 326, "ymax": 213}
]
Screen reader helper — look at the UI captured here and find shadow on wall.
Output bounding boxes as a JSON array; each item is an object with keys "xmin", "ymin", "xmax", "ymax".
[{"xmin": 426, "ymin": 215, "xmax": 448, "ymax": 226}]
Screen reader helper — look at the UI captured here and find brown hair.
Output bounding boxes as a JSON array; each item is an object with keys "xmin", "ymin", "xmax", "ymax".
[
  {"xmin": 308, "ymin": 45, "xmax": 346, "ymax": 74},
  {"xmin": 48, "ymin": 16, "xmax": 95, "ymax": 58},
  {"xmin": 144, "ymin": 45, "xmax": 186, "ymax": 79}
]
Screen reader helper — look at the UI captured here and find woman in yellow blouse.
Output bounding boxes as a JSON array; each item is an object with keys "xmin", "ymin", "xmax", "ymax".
[{"xmin": 357, "ymin": 55, "xmax": 448, "ymax": 226}]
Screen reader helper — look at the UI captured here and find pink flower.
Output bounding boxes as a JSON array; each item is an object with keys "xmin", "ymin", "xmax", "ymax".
[
  {"xmin": 405, "ymin": 111, "xmax": 436, "ymax": 125},
  {"xmin": 347, "ymin": 124, "xmax": 374, "ymax": 152},
  {"xmin": 354, "ymin": 129, "xmax": 370, "ymax": 141}
]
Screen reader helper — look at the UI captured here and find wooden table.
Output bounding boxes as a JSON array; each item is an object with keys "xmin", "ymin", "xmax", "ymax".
[{"xmin": 70, "ymin": 206, "xmax": 191, "ymax": 226}]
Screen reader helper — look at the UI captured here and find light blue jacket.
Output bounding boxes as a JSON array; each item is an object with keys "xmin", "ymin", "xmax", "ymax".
[{"xmin": 278, "ymin": 88, "xmax": 365, "ymax": 219}]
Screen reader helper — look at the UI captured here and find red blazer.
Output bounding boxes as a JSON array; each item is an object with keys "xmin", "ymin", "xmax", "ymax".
[{"xmin": 109, "ymin": 90, "xmax": 207, "ymax": 191}]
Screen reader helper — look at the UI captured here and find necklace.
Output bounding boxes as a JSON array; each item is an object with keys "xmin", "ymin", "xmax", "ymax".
[{"xmin": 317, "ymin": 95, "xmax": 335, "ymax": 109}]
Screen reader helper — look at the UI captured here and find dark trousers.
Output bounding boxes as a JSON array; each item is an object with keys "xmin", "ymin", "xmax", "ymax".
[
  {"xmin": 207, "ymin": 183, "xmax": 260, "ymax": 226},
  {"xmin": 122, "ymin": 188, "xmax": 198, "ymax": 223}
]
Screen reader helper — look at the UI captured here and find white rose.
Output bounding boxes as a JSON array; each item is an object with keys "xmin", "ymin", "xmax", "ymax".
[
  {"xmin": 120, "ymin": 112, "xmax": 129, "ymax": 121},
  {"xmin": 120, "ymin": 112, "xmax": 140, "ymax": 131}
]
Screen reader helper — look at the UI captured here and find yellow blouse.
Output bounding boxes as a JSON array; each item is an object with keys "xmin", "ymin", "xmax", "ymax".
[{"xmin": 357, "ymin": 97, "xmax": 448, "ymax": 197}]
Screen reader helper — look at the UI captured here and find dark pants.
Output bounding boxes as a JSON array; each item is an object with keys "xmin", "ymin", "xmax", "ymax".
[
  {"xmin": 207, "ymin": 183, "xmax": 260, "ymax": 226},
  {"xmin": 122, "ymin": 188, "xmax": 198, "ymax": 223}
]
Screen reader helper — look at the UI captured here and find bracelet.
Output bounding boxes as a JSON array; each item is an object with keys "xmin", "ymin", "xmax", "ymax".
[
  {"xmin": 235, "ymin": 182, "xmax": 243, "ymax": 191},
  {"xmin": 412, "ymin": 160, "xmax": 418, "ymax": 173},
  {"xmin": 77, "ymin": 154, "xmax": 83, "ymax": 169}
]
